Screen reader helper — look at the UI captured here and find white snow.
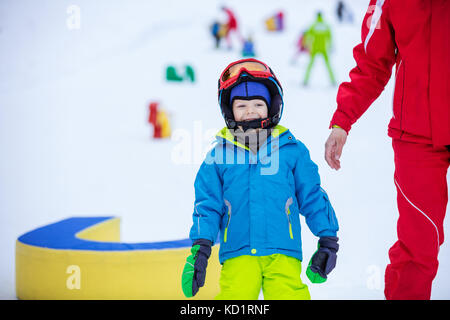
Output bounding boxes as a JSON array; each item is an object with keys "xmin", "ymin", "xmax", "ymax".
[{"xmin": 0, "ymin": 0, "xmax": 449, "ymax": 300}]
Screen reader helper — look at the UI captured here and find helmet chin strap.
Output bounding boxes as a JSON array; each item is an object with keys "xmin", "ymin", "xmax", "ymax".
[{"xmin": 233, "ymin": 117, "xmax": 272, "ymax": 131}]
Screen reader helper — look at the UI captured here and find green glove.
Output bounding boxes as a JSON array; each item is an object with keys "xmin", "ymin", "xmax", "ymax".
[{"xmin": 181, "ymin": 239, "xmax": 212, "ymax": 298}]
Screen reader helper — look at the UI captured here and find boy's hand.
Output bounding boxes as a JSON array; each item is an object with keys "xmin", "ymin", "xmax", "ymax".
[
  {"xmin": 306, "ymin": 236, "xmax": 339, "ymax": 283},
  {"xmin": 181, "ymin": 239, "xmax": 212, "ymax": 298},
  {"xmin": 325, "ymin": 127, "xmax": 347, "ymax": 170}
]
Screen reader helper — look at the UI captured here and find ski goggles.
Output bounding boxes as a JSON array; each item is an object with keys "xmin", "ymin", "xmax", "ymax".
[{"xmin": 219, "ymin": 58, "xmax": 278, "ymax": 90}]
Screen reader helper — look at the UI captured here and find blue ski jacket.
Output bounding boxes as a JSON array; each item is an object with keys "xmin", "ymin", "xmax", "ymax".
[{"xmin": 189, "ymin": 125, "xmax": 339, "ymax": 264}]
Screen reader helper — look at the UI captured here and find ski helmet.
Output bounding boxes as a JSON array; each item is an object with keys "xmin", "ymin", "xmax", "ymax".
[{"xmin": 218, "ymin": 58, "xmax": 284, "ymax": 130}]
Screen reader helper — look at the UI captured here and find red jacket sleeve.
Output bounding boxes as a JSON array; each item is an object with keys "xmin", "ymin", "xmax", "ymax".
[{"xmin": 330, "ymin": 0, "xmax": 396, "ymax": 133}]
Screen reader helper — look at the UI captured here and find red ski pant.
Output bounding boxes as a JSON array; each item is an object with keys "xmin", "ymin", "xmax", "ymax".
[{"xmin": 385, "ymin": 139, "xmax": 450, "ymax": 300}]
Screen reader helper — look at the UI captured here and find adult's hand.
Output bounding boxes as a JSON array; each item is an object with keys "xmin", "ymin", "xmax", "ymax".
[{"xmin": 325, "ymin": 127, "xmax": 348, "ymax": 170}]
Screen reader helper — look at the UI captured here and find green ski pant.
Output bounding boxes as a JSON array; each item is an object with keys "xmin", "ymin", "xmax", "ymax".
[
  {"xmin": 303, "ymin": 51, "xmax": 336, "ymax": 85},
  {"xmin": 215, "ymin": 254, "xmax": 311, "ymax": 300}
]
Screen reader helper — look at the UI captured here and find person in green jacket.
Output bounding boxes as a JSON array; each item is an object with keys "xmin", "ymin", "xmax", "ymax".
[{"xmin": 303, "ymin": 12, "xmax": 336, "ymax": 86}]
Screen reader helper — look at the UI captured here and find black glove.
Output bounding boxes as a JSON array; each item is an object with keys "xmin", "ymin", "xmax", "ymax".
[
  {"xmin": 181, "ymin": 239, "xmax": 212, "ymax": 297},
  {"xmin": 306, "ymin": 236, "xmax": 339, "ymax": 283}
]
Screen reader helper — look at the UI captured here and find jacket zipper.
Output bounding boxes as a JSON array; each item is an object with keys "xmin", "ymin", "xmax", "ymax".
[
  {"xmin": 224, "ymin": 200, "xmax": 232, "ymax": 243},
  {"xmin": 285, "ymin": 197, "xmax": 294, "ymax": 239},
  {"xmin": 399, "ymin": 60, "xmax": 405, "ymax": 132},
  {"xmin": 393, "ymin": 59, "xmax": 403, "ymax": 119}
]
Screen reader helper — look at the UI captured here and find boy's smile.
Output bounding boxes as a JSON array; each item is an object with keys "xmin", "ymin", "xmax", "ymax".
[{"xmin": 232, "ymin": 99, "xmax": 268, "ymax": 122}]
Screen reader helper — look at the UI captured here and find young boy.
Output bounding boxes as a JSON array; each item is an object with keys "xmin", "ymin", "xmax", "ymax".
[{"xmin": 181, "ymin": 58, "xmax": 339, "ymax": 300}]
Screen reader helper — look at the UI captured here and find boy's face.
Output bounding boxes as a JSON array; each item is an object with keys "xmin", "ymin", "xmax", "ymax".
[{"xmin": 232, "ymin": 99, "xmax": 268, "ymax": 122}]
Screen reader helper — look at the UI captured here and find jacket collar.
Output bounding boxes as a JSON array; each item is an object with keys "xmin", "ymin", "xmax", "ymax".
[{"xmin": 215, "ymin": 125, "xmax": 294, "ymax": 151}]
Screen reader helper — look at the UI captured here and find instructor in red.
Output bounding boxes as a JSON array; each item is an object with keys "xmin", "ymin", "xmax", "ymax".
[{"xmin": 325, "ymin": 0, "xmax": 450, "ymax": 299}]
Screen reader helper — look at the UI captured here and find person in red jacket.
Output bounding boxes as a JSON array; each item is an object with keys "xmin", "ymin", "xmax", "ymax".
[
  {"xmin": 324, "ymin": 0, "xmax": 450, "ymax": 300},
  {"xmin": 221, "ymin": 6, "xmax": 242, "ymax": 49}
]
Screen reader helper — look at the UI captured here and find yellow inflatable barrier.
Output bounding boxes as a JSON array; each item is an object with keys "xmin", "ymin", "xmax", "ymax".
[{"xmin": 15, "ymin": 217, "xmax": 220, "ymax": 299}]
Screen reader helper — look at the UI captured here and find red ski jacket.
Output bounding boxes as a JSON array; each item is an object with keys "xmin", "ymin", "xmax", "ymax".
[
  {"xmin": 223, "ymin": 7, "xmax": 237, "ymax": 30},
  {"xmin": 330, "ymin": 0, "xmax": 450, "ymax": 146}
]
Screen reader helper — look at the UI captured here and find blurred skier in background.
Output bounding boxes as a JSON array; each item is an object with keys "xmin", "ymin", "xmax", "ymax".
[
  {"xmin": 221, "ymin": 6, "xmax": 242, "ymax": 49},
  {"xmin": 211, "ymin": 21, "xmax": 222, "ymax": 49},
  {"xmin": 241, "ymin": 35, "xmax": 256, "ymax": 57},
  {"xmin": 325, "ymin": 0, "xmax": 450, "ymax": 300},
  {"xmin": 302, "ymin": 12, "xmax": 336, "ymax": 86},
  {"xmin": 290, "ymin": 29, "xmax": 309, "ymax": 65},
  {"xmin": 336, "ymin": 1, "xmax": 354, "ymax": 24}
]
